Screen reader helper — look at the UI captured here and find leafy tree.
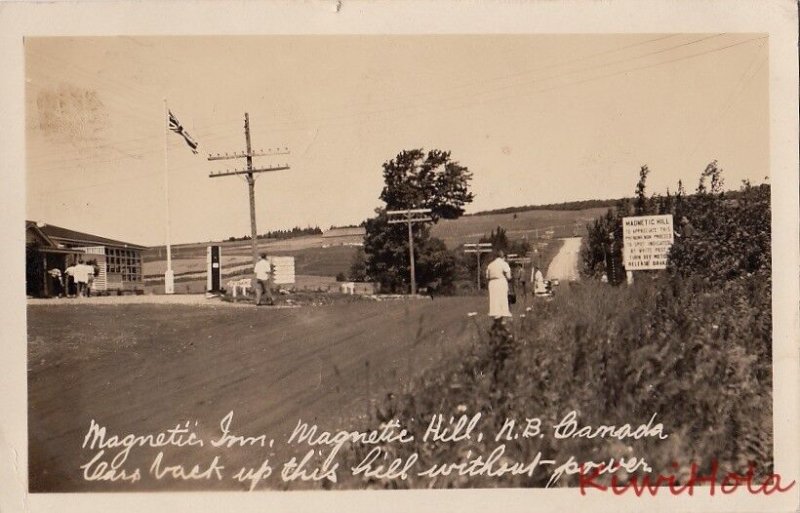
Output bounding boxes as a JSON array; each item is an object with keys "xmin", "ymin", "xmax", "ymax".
[
  {"xmin": 379, "ymin": 149, "xmax": 474, "ymax": 221},
  {"xmin": 581, "ymin": 160, "xmax": 769, "ymax": 285},
  {"xmin": 634, "ymin": 164, "xmax": 651, "ymax": 215},
  {"xmin": 480, "ymin": 226, "xmax": 510, "ymax": 252},
  {"xmin": 580, "ymin": 207, "xmax": 624, "ymax": 281},
  {"xmin": 415, "ymin": 237, "xmax": 457, "ymax": 294},
  {"xmin": 670, "ymin": 176, "xmax": 769, "ymax": 283},
  {"xmin": 674, "ymin": 179, "xmax": 686, "ymax": 220},
  {"xmin": 456, "ymin": 226, "xmax": 530, "ymax": 290},
  {"xmin": 348, "ymin": 247, "xmax": 368, "ymax": 282},
  {"xmin": 697, "ymin": 160, "xmax": 724, "ymax": 195},
  {"xmin": 364, "ymin": 149, "xmax": 474, "ymax": 292}
]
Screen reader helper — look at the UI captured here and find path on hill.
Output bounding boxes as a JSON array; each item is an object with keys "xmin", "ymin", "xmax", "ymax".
[{"xmin": 547, "ymin": 237, "xmax": 582, "ymax": 281}]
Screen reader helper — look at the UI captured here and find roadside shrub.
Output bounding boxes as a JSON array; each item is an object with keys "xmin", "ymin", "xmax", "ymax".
[
  {"xmin": 669, "ymin": 182, "xmax": 770, "ymax": 282},
  {"xmin": 331, "ymin": 166, "xmax": 772, "ymax": 489}
]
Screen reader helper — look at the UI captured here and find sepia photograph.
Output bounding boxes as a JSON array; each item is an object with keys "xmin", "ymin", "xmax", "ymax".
[{"xmin": 2, "ymin": 1, "xmax": 799, "ymax": 512}]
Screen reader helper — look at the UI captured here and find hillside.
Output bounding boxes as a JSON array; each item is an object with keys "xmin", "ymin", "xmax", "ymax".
[
  {"xmin": 143, "ymin": 207, "xmax": 608, "ymax": 282},
  {"xmin": 430, "ymin": 207, "xmax": 608, "ymax": 248}
]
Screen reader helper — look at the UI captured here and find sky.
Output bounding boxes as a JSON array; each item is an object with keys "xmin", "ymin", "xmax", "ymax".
[{"xmin": 25, "ymin": 34, "xmax": 769, "ymax": 246}]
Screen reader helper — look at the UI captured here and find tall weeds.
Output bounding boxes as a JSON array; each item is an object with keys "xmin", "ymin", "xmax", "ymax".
[{"xmin": 333, "ymin": 176, "xmax": 772, "ymax": 489}]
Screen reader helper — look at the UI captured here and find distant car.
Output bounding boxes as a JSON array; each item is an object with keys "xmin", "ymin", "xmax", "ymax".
[{"xmin": 534, "ymin": 280, "xmax": 554, "ymax": 298}]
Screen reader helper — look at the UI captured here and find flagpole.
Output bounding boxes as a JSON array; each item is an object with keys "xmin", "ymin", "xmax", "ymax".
[{"xmin": 163, "ymin": 98, "xmax": 174, "ymax": 294}]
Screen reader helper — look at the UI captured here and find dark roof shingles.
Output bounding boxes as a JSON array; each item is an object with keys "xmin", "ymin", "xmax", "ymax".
[{"xmin": 37, "ymin": 223, "xmax": 147, "ymax": 250}]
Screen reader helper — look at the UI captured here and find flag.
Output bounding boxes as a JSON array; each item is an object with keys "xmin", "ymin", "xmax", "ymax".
[{"xmin": 168, "ymin": 110, "xmax": 199, "ymax": 154}]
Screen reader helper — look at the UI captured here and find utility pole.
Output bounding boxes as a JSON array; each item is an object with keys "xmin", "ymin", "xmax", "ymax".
[
  {"xmin": 208, "ymin": 113, "xmax": 290, "ymax": 265},
  {"xmin": 162, "ymin": 99, "xmax": 174, "ymax": 294},
  {"xmin": 463, "ymin": 243, "xmax": 492, "ymax": 290},
  {"xmin": 387, "ymin": 208, "xmax": 432, "ymax": 295}
]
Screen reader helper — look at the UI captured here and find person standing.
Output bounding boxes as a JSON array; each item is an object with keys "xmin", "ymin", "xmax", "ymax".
[
  {"xmin": 486, "ymin": 250, "xmax": 512, "ymax": 321},
  {"xmin": 64, "ymin": 261, "xmax": 77, "ymax": 297},
  {"xmin": 675, "ymin": 216, "xmax": 695, "ymax": 239},
  {"xmin": 532, "ymin": 266, "xmax": 546, "ymax": 295},
  {"xmin": 47, "ymin": 267, "xmax": 63, "ymax": 298},
  {"xmin": 254, "ymin": 253, "xmax": 274, "ymax": 306},
  {"xmin": 85, "ymin": 261, "xmax": 96, "ymax": 296},
  {"xmin": 74, "ymin": 259, "xmax": 91, "ymax": 297},
  {"xmin": 515, "ymin": 263, "xmax": 527, "ymax": 298}
]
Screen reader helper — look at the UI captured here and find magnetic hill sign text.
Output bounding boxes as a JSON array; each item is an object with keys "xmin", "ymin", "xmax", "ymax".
[{"xmin": 622, "ymin": 215, "xmax": 674, "ymax": 270}]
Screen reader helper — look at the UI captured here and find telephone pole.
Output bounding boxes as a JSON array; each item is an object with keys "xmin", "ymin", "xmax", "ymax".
[
  {"xmin": 463, "ymin": 243, "xmax": 492, "ymax": 290},
  {"xmin": 387, "ymin": 208, "xmax": 432, "ymax": 295},
  {"xmin": 208, "ymin": 113, "xmax": 290, "ymax": 265}
]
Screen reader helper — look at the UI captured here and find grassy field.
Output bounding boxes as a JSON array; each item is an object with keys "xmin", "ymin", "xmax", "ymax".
[
  {"xmin": 27, "ymin": 296, "xmax": 490, "ymax": 491},
  {"xmin": 143, "ymin": 247, "xmax": 355, "ymax": 279},
  {"xmin": 143, "ymin": 234, "xmax": 331, "ymax": 262},
  {"xmin": 431, "ymin": 207, "xmax": 608, "ymax": 248},
  {"xmin": 330, "ymin": 274, "xmax": 773, "ymax": 489},
  {"xmin": 142, "ymin": 208, "xmax": 604, "ymax": 284}
]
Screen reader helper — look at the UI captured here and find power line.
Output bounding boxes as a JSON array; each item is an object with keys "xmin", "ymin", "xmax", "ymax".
[
  {"xmin": 27, "ymin": 35, "xmax": 765, "ymax": 181},
  {"xmin": 336, "ymin": 34, "xmax": 681, "ymax": 114},
  {"xmin": 203, "ymin": 34, "xmax": 727, "ymax": 132},
  {"xmin": 207, "ymin": 113, "xmax": 291, "ymax": 265},
  {"xmin": 682, "ymin": 39, "xmax": 768, "ymax": 166},
  {"xmin": 387, "ymin": 208, "xmax": 433, "ymax": 295},
  {"xmin": 366, "ymin": 34, "xmax": 768, "ymax": 127}
]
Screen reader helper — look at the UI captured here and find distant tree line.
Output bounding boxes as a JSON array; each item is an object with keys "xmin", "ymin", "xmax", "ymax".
[
  {"xmin": 226, "ymin": 226, "xmax": 323, "ymax": 242},
  {"xmin": 471, "ymin": 189, "xmax": 754, "ymax": 218},
  {"xmin": 329, "ymin": 220, "xmax": 368, "ymax": 229},
  {"xmin": 470, "ymin": 198, "xmax": 623, "ymax": 216}
]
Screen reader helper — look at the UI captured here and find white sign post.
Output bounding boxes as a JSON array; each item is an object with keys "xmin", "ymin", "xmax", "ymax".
[
  {"xmin": 622, "ymin": 215, "xmax": 674, "ymax": 270},
  {"xmin": 268, "ymin": 256, "xmax": 295, "ymax": 285}
]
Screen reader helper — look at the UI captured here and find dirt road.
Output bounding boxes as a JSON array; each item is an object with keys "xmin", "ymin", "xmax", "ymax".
[
  {"xmin": 27, "ymin": 296, "xmax": 488, "ymax": 491},
  {"xmin": 546, "ymin": 237, "xmax": 582, "ymax": 281}
]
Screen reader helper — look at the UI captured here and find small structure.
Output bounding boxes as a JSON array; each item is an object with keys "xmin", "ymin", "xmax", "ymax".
[
  {"xmin": 26, "ymin": 221, "xmax": 147, "ymax": 297},
  {"xmin": 321, "ymin": 227, "xmax": 365, "ymax": 246},
  {"xmin": 25, "ymin": 222, "xmax": 84, "ymax": 298},
  {"xmin": 269, "ymin": 256, "xmax": 295, "ymax": 285},
  {"xmin": 227, "ymin": 278, "xmax": 252, "ymax": 298}
]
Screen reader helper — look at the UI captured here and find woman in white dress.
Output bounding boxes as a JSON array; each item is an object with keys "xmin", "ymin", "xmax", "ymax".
[{"xmin": 486, "ymin": 250, "xmax": 512, "ymax": 320}]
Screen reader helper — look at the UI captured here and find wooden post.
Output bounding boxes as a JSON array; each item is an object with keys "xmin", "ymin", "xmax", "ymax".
[
  {"xmin": 244, "ymin": 113, "xmax": 259, "ymax": 266},
  {"xmin": 208, "ymin": 114, "xmax": 291, "ymax": 266},
  {"xmin": 406, "ymin": 213, "xmax": 416, "ymax": 295},
  {"xmin": 387, "ymin": 208, "xmax": 432, "ymax": 296}
]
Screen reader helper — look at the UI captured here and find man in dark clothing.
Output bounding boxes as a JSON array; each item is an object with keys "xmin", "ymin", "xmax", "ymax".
[{"xmin": 676, "ymin": 216, "xmax": 695, "ymax": 238}]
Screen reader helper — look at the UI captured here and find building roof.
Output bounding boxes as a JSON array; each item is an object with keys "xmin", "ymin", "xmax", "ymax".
[
  {"xmin": 25, "ymin": 221, "xmax": 58, "ymax": 248},
  {"xmin": 29, "ymin": 221, "xmax": 148, "ymax": 250},
  {"xmin": 322, "ymin": 227, "xmax": 366, "ymax": 238}
]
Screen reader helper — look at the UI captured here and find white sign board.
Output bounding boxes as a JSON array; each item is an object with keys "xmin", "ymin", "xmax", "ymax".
[
  {"xmin": 622, "ymin": 215, "xmax": 674, "ymax": 270},
  {"xmin": 268, "ymin": 256, "xmax": 295, "ymax": 285}
]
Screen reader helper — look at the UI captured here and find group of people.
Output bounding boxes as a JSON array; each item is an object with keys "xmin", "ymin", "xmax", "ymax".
[
  {"xmin": 486, "ymin": 250, "xmax": 546, "ymax": 322},
  {"xmin": 48, "ymin": 259, "xmax": 97, "ymax": 298}
]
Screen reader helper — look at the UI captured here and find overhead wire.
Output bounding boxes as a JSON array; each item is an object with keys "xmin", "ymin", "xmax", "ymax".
[
  {"xmin": 185, "ymin": 34, "xmax": 732, "ymax": 133},
  {"xmin": 345, "ymin": 34, "xmax": 769, "ymax": 129},
  {"xmin": 681, "ymin": 39, "xmax": 768, "ymax": 167},
  {"xmin": 28, "ymin": 35, "xmax": 765, "ymax": 184},
  {"xmin": 24, "ymin": 34, "xmax": 698, "ymax": 165}
]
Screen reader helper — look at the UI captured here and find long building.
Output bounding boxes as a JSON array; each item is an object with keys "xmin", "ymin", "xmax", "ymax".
[
  {"xmin": 25, "ymin": 221, "xmax": 147, "ymax": 297},
  {"xmin": 321, "ymin": 226, "xmax": 365, "ymax": 247}
]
